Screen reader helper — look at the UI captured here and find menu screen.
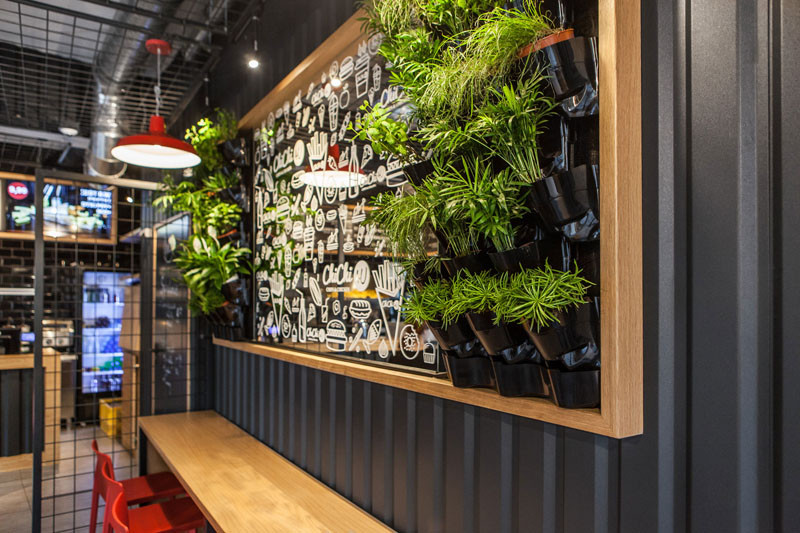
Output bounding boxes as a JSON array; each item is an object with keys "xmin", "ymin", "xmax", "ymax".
[{"xmin": 1, "ymin": 179, "xmax": 114, "ymax": 239}]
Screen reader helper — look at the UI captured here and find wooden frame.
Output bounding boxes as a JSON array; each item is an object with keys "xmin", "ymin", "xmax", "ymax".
[
  {"xmin": 237, "ymin": 2, "xmax": 642, "ymax": 438},
  {"xmin": 0, "ymin": 171, "xmax": 118, "ymax": 245}
]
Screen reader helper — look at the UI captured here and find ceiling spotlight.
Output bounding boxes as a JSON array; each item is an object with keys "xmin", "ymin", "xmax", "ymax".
[
  {"xmin": 126, "ymin": 196, "xmax": 134, "ymax": 203},
  {"xmin": 247, "ymin": 15, "xmax": 260, "ymax": 70},
  {"xmin": 59, "ymin": 125, "xmax": 79, "ymax": 136}
]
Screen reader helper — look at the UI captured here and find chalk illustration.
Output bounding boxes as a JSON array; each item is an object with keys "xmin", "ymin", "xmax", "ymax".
[
  {"xmin": 422, "ymin": 342, "xmax": 438, "ymax": 365},
  {"xmin": 349, "ymin": 300, "xmax": 372, "ymax": 321},
  {"xmin": 340, "ymin": 56, "xmax": 354, "ymax": 79},
  {"xmin": 400, "ymin": 324, "xmax": 420, "ymax": 360}
]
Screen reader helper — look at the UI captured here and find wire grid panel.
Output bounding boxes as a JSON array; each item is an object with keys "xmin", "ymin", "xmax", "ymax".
[{"xmin": 34, "ymin": 184, "xmax": 145, "ymax": 533}]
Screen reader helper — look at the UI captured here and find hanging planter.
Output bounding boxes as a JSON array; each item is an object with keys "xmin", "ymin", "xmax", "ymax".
[
  {"xmin": 488, "ymin": 242, "xmax": 543, "ymax": 274},
  {"xmin": 405, "ymin": 159, "xmax": 434, "ymax": 186},
  {"xmin": 466, "ymin": 310, "xmax": 527, "ymax": 355},
  {"xmin": 547, "ymin": 368, "xmax": 600, "ymax": 408},
  {"xmin": 427, "ymin": 316, "xmax": 476, "ymax": 350},
  {"xmin": 443, "ymin": 250, "xmax": 494, "ymax": 276},
  {"xmin": 221, "ymin": 276, "xmax": 248, "ymax": 307},
  {"xmin": 523, "ymin": 299, "xmax": 600, "ymax": 369},
  {"xmin": 220, "ymin": 138, "xmax": 248, "ymax": 167},
  {"xmin": 494, "ymin": 337, "xmax": 539, "ymax": 364},
  {"xmin": 518, "ymin": 30, "xmax": 595, "ymax": 102},
  {"xmin": 492, "ymin": 358, "xmax": 550, "ymax": 398},
  {"xmin": 573, "ymin": 241, "xmax": 600, "ymax": 297},
  {"xmin": 443, "ymin": 339, "xmax": 495, "ymax": 388},
  {"xmin": 529, "ymin": 165, "xmax": 599, "ymax": 241}
]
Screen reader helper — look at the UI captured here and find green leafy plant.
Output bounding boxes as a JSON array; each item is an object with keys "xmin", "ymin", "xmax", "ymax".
[
  {"xmin": 202, "ymin": 170, "xmax": 239, "ymax": 192},
  {"xmin": 436, "ymin": 156, "xmax": 528, "ymax": 251},
  {"xmin": 352, "ymin": 101, "xmax": 413, "ymax": 161},
  {"xmin": 495, "ymin": 263, "xmax": 590, "ymax": 327},
  {"xmin": 184, "ymin": 108, "xmax": 238, "ymax": 173},
  {"xmin": 403, "ymin": 278, "xmax": 452, "ymax": 325},
  {"xmin": 154, "ymin": 176, "xmax": 242, "ymax": 237},
  {"xmin": 476, "ymin": 72, "xmax": 557, "ymax": 182},
  {"xmin": 173, "ymin": 235, "xmax": 252, "ymax": 315},
  {"xmin": 447, "ymin": 270, "xmax": 505, "ymax": 323}
]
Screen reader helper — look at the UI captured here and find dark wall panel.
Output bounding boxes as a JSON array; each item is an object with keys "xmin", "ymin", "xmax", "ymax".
[{"xmin": 193, "ymin": 0, "xmax": 799, "ymax": 530}]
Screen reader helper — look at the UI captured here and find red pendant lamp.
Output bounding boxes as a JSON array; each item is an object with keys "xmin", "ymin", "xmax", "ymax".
[{"xmin": 111, "ymin": 40, "xmax": 201, "ymax": 169}]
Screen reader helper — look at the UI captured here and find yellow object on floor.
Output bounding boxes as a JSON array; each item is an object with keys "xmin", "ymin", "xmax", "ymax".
[{"xmin": 99, "ymin": 398, "xmax": 122, "ymax": 438}]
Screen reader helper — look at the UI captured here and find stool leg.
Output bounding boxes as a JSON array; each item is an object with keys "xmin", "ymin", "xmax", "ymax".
[{"xmin": 89, "ymin": 490, "xmax": 99, "ymax": 532}]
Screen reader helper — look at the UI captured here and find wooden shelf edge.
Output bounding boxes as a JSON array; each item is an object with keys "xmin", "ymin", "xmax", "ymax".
[{"xmin": 213, "ymin": 338, "xmax": 636, "ymax": 438}]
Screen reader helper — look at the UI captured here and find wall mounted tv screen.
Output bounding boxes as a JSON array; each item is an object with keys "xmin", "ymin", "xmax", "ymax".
[{"xmin": 0, "ymin": 177, "xmax": 116, "ymax": 242}]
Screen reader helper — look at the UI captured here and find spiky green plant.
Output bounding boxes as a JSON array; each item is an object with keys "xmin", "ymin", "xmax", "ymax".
[
  {"xmin": 447, "ymin": 270, "xmax": 505, "ymax": 323},
  {"xmin": 495, "ymin": 263, "xmax": 590, "ymax": 328},
  {"xmin": 403, "ymin": 278, "xmax": 452, "ymax": 325}
]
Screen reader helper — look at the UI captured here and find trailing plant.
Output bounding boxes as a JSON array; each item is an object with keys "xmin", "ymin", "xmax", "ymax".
[
  {"xmin": 436, "ymin": 156, "xmax": 528, "ymax": 251},
  {"xmin": 495, "ymin": 263, "xmax": 590, "ymax": 327}
]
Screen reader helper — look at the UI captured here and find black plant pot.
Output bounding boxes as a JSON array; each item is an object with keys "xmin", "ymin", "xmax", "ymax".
[
  {"xmin": 217, "ymin": 228, "xmax": 242, "ymax": 246},
  {"xmin": 220, "ymin": 139, "xmax": 248, "ymax": 167},
  {"xmin": 466, "ymin": 310, "xmax": 527, "ymax": 355},
  {"xmin": 492, "ymin": 359, "xmax": 550, "ymax": 398},
  {"xmin": 573, "ymin": 241, "xmax": 600, "ymax": 297},
  {"xmin": 538, "ymin": 113, "xmax": 564, "ymax": 166},
  {"xmin": 218, "ymin": 187, "xmax": 240, "ymax": 204},
  {"xmin": 530, "ymin": 166, "xmax": 599, "ymax": 241},
  {"xmin": 523, "ymin": 299, "xmax": 600, "ymax": 370},
  {"xmin": 222, "ymin": 277, "xmax": 248, "ymax": 306},
  {"xmin": 444, "ymin": 353, "xmax": 496, "ymax": 389},
  {"xmin": 488, "ymin": 242, "xmax": 545, "ymax": 274},
  {"xmin": 427, "ymin": 316, "xmax": 476, "ymax": 350},
  {"xmin": 494, "ymin": 338, "xmax": 539, "ymax": 365},
  {"xmin": 443, "ymin": 250, "xmax": 493, "ymax": 276},
  {"xmin": 405, "ymin": 159, "xmax": 434, "ymax": 185},
  {"xmin": 537, "ymin": 33, "xmax": 595, "ymax": 102},
  {"xmin": 547, "ymin": 368, "xmax": 600, "ymax": 408}
]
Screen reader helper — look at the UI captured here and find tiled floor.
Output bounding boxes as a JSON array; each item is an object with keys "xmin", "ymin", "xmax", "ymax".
[{"xmin": 0, "ymin": 425, "xmax": 136, "ymax": 533}]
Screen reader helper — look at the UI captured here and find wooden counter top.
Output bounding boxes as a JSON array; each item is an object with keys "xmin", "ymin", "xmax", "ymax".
[{"xmin": 139, "ymin": 411, "xmax": 392, "ymax": 533}]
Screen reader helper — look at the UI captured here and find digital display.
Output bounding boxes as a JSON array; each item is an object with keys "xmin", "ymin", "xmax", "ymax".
[{"xmin": 2, "ymin": 179, "xmax": 114, "ymax": 239}]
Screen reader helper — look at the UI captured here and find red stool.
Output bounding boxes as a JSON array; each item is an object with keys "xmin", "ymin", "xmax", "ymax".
[
  {"xmin": 102, "ymin": 463, "xmax": 205, "ymax": 533},
  {"xmin": 90, "ymin": 440, "xmax": 186, "ymax": 532}
]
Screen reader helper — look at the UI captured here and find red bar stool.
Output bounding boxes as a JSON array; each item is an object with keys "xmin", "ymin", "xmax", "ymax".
[
  {"xmin": 103, "ymin": 463, "xmax": 205, "ymax": 533},
  {"xmin": 90, "ymin": 440, "xmax": 186, "ymax": 532}
]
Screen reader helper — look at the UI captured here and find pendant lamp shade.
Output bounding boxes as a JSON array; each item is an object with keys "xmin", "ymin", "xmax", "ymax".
[{"xmin": 111, "ymin": 115, "xmax": 201, "ymax": 169}]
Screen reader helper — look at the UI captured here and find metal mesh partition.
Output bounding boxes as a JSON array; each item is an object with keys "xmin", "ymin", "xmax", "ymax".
[{"xmin": 22, "ymin": 170, "xmax": 193, "ymax": 532}]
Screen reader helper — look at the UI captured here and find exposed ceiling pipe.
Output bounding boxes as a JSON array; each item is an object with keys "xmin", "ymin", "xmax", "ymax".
[
  {"xmin": 87, "ymin": 0, "xmax": 231, "ymax": 178},
  {"xmin": 87, "ymin": 0, "xmax": 185, "ymax": 178}
]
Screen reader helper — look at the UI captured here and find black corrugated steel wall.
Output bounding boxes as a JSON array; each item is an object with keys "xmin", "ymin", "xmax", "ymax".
[
  {"xmin": 202, "ymin": 0, "xmax": 800, "ymax": 530},
  {"xmin": 0, "ymin": 369, "xmax": 32, "ymax": 457}
]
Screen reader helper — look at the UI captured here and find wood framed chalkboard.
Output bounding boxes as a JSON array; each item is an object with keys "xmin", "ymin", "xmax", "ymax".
[{"xmin": 234, "ymin": 1, "xmax": 643, "ymax": 438}]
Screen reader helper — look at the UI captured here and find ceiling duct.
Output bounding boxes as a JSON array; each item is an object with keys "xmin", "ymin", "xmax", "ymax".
[{"xmin": 87, "ymin": 0, "xmax": 189, "ymax": 177}]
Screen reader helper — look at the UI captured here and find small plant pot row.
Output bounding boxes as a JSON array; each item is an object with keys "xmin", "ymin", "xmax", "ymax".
[
  {"xmin": 432, "ymin": 298, "xmax": 601, "ymax": 408},
  {"xmin": 438, "ymin": 240, "xmax": 599, "ymax": 298}
]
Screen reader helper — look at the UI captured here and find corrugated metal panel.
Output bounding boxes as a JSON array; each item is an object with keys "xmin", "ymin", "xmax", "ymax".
[
  {"xmin": 200, "ymin": 0, "xmax": 800, "ymax": 531},
  {"xmin": 0, "ymin": 368, "xmax": 33, "ymax": 457}
]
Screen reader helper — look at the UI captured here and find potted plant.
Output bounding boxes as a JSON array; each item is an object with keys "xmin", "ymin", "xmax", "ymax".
[
  {"xmin": 352, "ymin": 101, "xmax": 433, "ymax": 184},
  {"xmin": 509, "ymin": 1, "xmax": 595, "ymax": 102},
  {"xmin": 448, "ymin": 270, "xmax": 531, "ymax": 359},
  {"xmin": 403, "ymin": 278, "xmax": 495, "ymax": 389},
  {"xmin": 496, "ymin": 264, "xmax": 599, "ymax": 407},
  {"xmin": 403, "ymin": 279, "xmax": 475, "ymax": 350}
]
